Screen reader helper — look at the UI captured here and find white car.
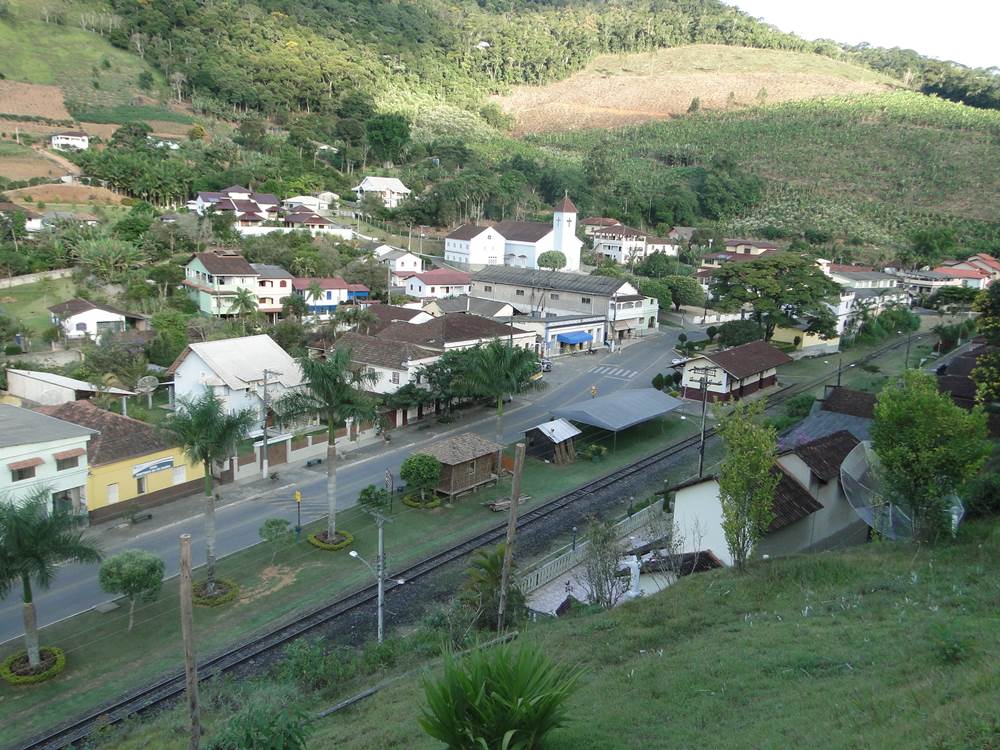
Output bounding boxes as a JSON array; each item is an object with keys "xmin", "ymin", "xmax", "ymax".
[{"xmin": 671, "ymin": 357, "xmax": 685, "ymax": 365}]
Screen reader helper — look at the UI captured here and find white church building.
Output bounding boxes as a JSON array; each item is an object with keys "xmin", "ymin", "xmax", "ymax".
[{"xmin": 444, "ymin": 195, "xmax": 583, "ymax": 272}]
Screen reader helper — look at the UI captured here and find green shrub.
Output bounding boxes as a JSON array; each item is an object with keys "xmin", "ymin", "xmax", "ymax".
[
  {"xmin": 307, "ymin": 529, "xmax": 354, "ymax": 550},
  {"xmin": 420, "ymin": 642, "xmax": 581, "ymax": 749},
  {"xmin": 784, "ymin": 393, "xmax": 815, "ymax": 420},
  {"xmin": 208, "ymin": 686, "xmax": 311, "ymax": 750},
  {"xmin": 275, "ymin": 637, "xmax": 355, "ymax": 690},
  {"xmin": 362, "ymin": 637, "xmax": 402, "ymax": 674},
  {"xmin": 402, "ymin": 492, "xmax": 442, "ymax": 509},
  {"xmin": 192, "ymin": 578, "xmax": 240, "ymax": 607},
  {"xmin": 4, "ymin": 344, "xmax": 23, "ymax": 355},
  {"xmin": 1, "ymin": 647, "xmax": 66, "ymax": 685}
]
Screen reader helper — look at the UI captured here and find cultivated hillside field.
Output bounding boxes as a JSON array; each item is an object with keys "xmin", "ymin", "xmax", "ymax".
[
  {"xmin": 495, "ymin": 45, "xmax": 898, "ymax": 134},
  {"xmin": 0, "ymin": 81, "xmax": 73, "ymax": 121},
  {"xmin": 0, "ymin": 142, "xmax": 75, "ymax": 180}
]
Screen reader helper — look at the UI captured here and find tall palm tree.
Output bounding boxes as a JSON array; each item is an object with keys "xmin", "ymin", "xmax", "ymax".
[
  {"xmin": 276, "ymin": 349, "xmax": 376, "ymax": 544},
  {"xmin": 0, "ymin": 492, "xmax": 103, "ymax": 669},
  {"xmin": 229, "ymin": 287, "xmax": 259, "ymax": 334},
  {"xmin": 464, "ymin": 338, "xmax": 539, "ymax": 445},
  {"xmin": 335, "ymin": 305, "xmax": 379, "ymax": 335},
  {"xmin": 166, "ymin": 390, "xmax": 255, "ymax": 596}
]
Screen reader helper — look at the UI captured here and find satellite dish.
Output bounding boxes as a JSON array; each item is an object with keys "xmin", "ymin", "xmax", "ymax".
[{"xmin": 136, "ymin": 375, "xmax": 159, "ymax": 408}]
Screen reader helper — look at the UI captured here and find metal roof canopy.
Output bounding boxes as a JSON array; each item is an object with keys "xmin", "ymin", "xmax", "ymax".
[{"xmin": 552, "ymin": 388, "xmax": 682, "ymax": 432}]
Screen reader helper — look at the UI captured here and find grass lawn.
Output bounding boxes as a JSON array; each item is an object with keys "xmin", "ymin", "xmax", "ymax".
[
  {"xmin": 0, "ymin": 277, "xmax": 75, "ymax": 342},
  {"xmin": 0, "ymin": 417, "xmax": 694, "ymax": 746}
]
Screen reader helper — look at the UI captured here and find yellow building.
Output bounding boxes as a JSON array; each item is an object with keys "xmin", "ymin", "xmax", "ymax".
[
  {"xmin": 34, "ymin": 400, "xmax": 204, "ymax": 522},
  {"xmin": 772, "ymin": 325, "xmax": 840, "ymax": 357}
]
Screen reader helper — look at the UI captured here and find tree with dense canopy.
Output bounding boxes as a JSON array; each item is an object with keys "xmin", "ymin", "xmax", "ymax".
[
  {"xmin": 98, "ymin": 549, "xmax": 164, "ymax": 631},
  {"xmin": 0, "ymin": 492, "xmax": 103, "ymax": 669},
  {"xmin": 537, "ymin": 251, "xmax": 566, "ymax": 272},
  {"xmin": 872, "ymin": 370, "xmax": 990, "ymax": 540},
  {"xmin": 400, "ymin": 454, "xmax": 442, "ymax": 502},
  {"xmin": 277, "ymin": 350, "xmax": 376, "ymax": 545},
  {"xmin": 166, "ymin": 390, "xmax": 255, "ymax": 596},
  {"xmin": 711, "ymin": 254, "xmax": 841, "ymax": 340}
]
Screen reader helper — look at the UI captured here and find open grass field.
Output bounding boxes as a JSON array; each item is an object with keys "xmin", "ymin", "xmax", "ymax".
[
  {"xmin": 0, "ymin": 1, "xmax": 161, "ymax": 113},
  {"xmin": 0, "ymin": 142, "xmax": 72, "ymax": 180},
  {"xmin": 0, "ymin": 277, "xmax": 75, "ymax": 336},
  {"xmin": 496, "ymin": 45, "xmax": 897, "ymax": 135}
]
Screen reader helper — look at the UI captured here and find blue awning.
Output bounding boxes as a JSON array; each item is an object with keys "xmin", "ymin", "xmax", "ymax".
[{"xmin": 557, "ymin": 331, "xmax": 593, "ymax": 345}]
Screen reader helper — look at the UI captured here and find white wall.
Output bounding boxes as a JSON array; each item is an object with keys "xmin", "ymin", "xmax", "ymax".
[
  {"xmin": 58, "ymin": 308, "xmax": 126, "ymax": 339},
  {"xmin": 672, "ymin": 479, "xmax": 732, "ymax": 566},
  {"xmin": 406, "ymin": 279, "xmax": 472, "ymax": 299},
  {"xmin": 0, "ymin": 436, "xmax": 90, "ymax": 511}
]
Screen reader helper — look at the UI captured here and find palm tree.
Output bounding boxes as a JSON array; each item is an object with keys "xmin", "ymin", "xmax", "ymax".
[
  {"xmin": 0, "ymin": 491, "xmax": 103, "ymax": 669},
  {"xmin": 464, "ymin": 339, "xmax": 539, "ymax": 445},
  {"xmin": 166, "ymin": 390, "xmax": 255, "ymax": 596},
  {"xmin": 335, "ymin": 305, "xmax": 378, "ymax": 335},
  {"xmin": 276, "ymin": 349, "xmax": 376, "ymax": 544},
  {"xmin": 229, "ymin": 287, "xmax": 259, "ymax": 334}
]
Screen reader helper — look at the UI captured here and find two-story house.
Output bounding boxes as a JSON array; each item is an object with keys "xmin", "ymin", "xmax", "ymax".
[
  {"xmin": 50, "ymin": 131, "xmax": 89, "ymax": 151},
  {"xmin": 469, "ymin": 267, "xmax": 659, "ymax": 345},
  {"xmin": 0, "ymin": 404, "xmax": 94, "ymax": 514},
  {"xmin": 183, "ymin": 251, "xmax": 260, "ymax": 316},
  {"xmin": 166, "ymin": 335, "xmax": 306, "ymax": 430},
  {"xmin": 250, "ymin": 264, "xmax": 294, "ymax": 322},
  {"xmin": 592, "ymin": 225, "xmax": 650, "ymax": 266},
  {"xmin": 701, "ymin": 238, "xmax": 780, "ymax": 268},
  {"xmin": 331, "ymin": 331, "xmax": 439, "ymax": 395},
  {"xmin": 292, "ymin": 277, "xmax": 371, "ymax": 321},
  {"xmin": 375, "ymin": 247, "xmax": 423, "ymax": 277}
]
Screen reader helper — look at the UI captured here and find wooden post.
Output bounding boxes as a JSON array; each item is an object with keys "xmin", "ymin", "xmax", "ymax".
[
  {"xmin": 179, "ymin": 534, "xmax": 200, "ymax": 750},
  {"xmin": 497, "ymin": 443, "xmax": 525, "ymax": 632}
]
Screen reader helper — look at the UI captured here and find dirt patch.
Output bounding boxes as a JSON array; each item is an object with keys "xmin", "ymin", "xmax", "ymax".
[
  {"xmin": 146, "ymin": 120, "xmax": 192, "ymax": 137},
  {"xmin": 240, "ymin": 564, "xmax": 305, "ymax": 604},
  {"xmin": 0, "ymin": 155, "xmax": 66, "ymax": 180},
  {"xmin": 79, "ymin": 123, "xmax": 120, "ymax": 140},
  {"xmin": 0, "ymin": 81, "xmax": 72, "ymax": 120},
  {"xmin": 4, "ymin": 183, "xmax": 123, "ymax": 205},
  {"xmin": 495, "ymin": 45, "xmax": 896, "ymax": 134}
]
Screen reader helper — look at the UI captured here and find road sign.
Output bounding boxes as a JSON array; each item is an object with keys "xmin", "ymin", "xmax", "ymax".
[
  {"xmin": 384, "ymin": 469, "xmax": 392, "ymax": 491},
  {"xmin": 294, "ymin": 489, "xmax": 302, "ymax": 504}
]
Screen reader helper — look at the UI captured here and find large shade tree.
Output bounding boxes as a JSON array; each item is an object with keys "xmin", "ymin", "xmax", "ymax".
[
  {"xmin": 872, "ymin": 370, "xmax": 991, "ymax": 540},
  {"xmin": 0, "ymin": 492, "xmax": 102, "ymax": 669},
  {"xmin": 711, "ymin": 253, "xmax": 841, "ymax": 340},
  {"xmin": 277, "ymin": 349, "xmax": 376, "ymax": 544},
  {"xmin": 166, "ymin": 390, "xmax": 255, "ymax": 596},
  {"xmin": 463, "ymin": 339, "xmax": 539, "ymax": 444}
]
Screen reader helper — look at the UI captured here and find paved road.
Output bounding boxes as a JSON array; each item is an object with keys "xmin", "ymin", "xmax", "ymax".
[{"xmin": 0, "ymin": 329, "xmax": 688, "ymax": 643}]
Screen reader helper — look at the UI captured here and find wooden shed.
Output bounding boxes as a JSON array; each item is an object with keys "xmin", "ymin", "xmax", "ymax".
[
  {"xmin": 525, "ymin": 418, "xmax": 579, "ymax": 464},
  {"xmin": 421, "ymin": 432, "xmax": 502, "ymax": 497}
]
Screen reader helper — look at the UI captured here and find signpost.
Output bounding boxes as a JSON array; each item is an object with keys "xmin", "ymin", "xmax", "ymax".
[
  {"xmin": 385, "ymin": 468, "xmax": 394, "ymax": 512},
  {"xmin": 293, "ymin": 489, "xmax": 302, "ymax": 541}
]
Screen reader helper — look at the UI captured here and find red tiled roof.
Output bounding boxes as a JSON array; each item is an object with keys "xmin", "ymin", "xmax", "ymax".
[
  {"xmin": 35, "ymin": 401, "xmax": 175, "ymax": 466},
  {"xmin": 446, "ymin": 223, "xmax": 492, "ymax": 241},
  {"xmin": 790, "ymin": 430, "xmax": 860, "ymax": 483},
  {"xmin": 724, "ymin": 238, "xmax": 779, "ymax": 250},
  {"xmin": 292, "ymin": 276, "xmax": 352, "ymax": 291},
  {"xmin": 820, "ymin": 387, "xmax": 876, "ymax": 419},
  {"xmin": 829, "ymin": 263, "xmax": 874, "ymax": 273},
  {"xmin": 411, "ymin": 268, "xmax": 471, "ymax": 286},
  {"xmin": 769, "ymin": 465, "xmax": 824, "ymax": 532},
  {"xmin": 703, "ymin": 340, "xmax": 793, "ymax": 380},
  {"xmin": 581, "ymin": 217, "xmax": 621, "ymax": 227},
  {"xmin": 932, "ymin": 266, "xmax": 989, "ymax": 279},
  {"xmin": 190, "ymin": 251, "xmax": 256, "ymax": 276},
  {"xmin": 971, "ymin": 253, "xmax": 1000, "ymax": 272},
  {"xmin": 554, "ymin": 194, "xmax": 577, "ymax": 213},
  {"xmin": 493, "ymin": 220, "xmax": 552, "ymax": 243}
]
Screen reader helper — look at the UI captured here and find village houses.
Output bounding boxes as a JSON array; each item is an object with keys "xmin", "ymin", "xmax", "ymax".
[
  {"xmin": 49, "ymin": 298, "xmax": 149, "ymax": 340},
  {"xmin": 292, "ymin": 277, "xmax": 371, "ymax": 321},
  {"xmin": 353, "ymin": 176, "xmax": 411, "ymax": 208}
]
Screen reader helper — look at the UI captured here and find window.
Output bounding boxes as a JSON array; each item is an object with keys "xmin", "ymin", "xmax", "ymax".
[
  {"xmin": 550, "ymin": 293, "xmax": 559, "ymax": 300},
  {"xmin": 430, "ymin": 287, "xmax": 436, "ymax": 293},
  {"xmin": 468, "ymin": 459, "xmax": 476, "ymax": 476},
  {"xmin": 107, "ymin": 483, "xmax": 119, "ymax": 504},
  {"xmin": 484, "ymin": 285, "xmax": 492, "ymax": 292},
  {"xmin": 515, "ymin": 289, "xmax": 525, "ymax": 297},
  {"xmin": 56, "ymin": 456, "xmax": 79, "ymax": 471},
  {"xmin": 280, "ymin": 280, "xmax": 287, "ymax": 287},
  {"xmin": 11, "ymin": 466, "xmax": 35, "ymax": 482},
  {"xmin": 581, "ymin": 297, "xmax": 591, "ymax": 304},
  {"xmin": 172, "ymin": 466, "xmax": 186, "ymax": 486},
  {"xmin": 391, "ymin": 371, "xmax": 400, "ymax": 384},
  {"xmin": 75, "ymin": 322, "xmax": 87, "ymax": 331},
  {"xmin": 136, "ymin": 476, "xmax": 147, "ymax": 495}
]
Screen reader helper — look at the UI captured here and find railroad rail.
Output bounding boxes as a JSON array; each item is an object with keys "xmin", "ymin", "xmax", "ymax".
[{"xmin": 16, "ymin": 334, "xmax": 922, "ymax": 750}]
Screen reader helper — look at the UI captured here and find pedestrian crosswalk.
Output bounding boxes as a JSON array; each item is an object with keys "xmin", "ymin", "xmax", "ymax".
[{"xmin": 589, "ymin": 365, "xmax": 638, "ymax": 380}]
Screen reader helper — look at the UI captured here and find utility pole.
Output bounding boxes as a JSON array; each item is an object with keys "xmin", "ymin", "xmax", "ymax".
[
  {"xmin": 376, "ymin": 514, "xmax": 385, "ymax": 643},
  {"xmin": 260, "ymin": 368, "xmax": 282, "ymax": 478},
  {"xmin": 179, "ymin": 534, "xmax": 200, "ymax": 750},
  {"xmin": 498, "ymin": 442, "xmax": 526, "ymax": 631},
  {"xmin": 691, "ymin": 365, "xmax": 720, "ymax": 478}
]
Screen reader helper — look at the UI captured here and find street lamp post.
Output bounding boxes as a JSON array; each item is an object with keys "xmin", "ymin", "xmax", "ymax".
[
  {"xmin": 571, "ymin": 526, "xmax": 577, "ymax": 551},
  {"xmin": 348, "ymin": 514, "xmax": 403, "ymax": 644}
]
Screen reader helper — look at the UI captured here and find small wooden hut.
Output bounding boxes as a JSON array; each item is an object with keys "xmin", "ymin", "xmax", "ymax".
[
  {"xmin": 421, "ymin": 432, "xmax": 502, "ymax": 497},
  {"xmin": 524, "ymin": 418, "xmax": 579, "ymax": 464}
]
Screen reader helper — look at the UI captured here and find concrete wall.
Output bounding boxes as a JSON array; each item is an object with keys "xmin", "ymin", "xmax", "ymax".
[
  {"xmin": 0, "ymin": 268, "xmax": 73, "ymax": 289},
  {"xmin": 671, "ymin": 479, "xmax": 732, "ymax": 566}
]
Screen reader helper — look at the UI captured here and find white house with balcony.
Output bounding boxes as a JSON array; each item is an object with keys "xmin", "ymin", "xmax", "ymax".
[
  {"xmin": 48, "ymin": 298, "xmax": 148, "ymax": 340},
  {"xmin": 50, "ymin": 131, "xmax": 89, "ymax": 151},
  {"xmin": 282, "ymin": 195, "xmax": 329, "ymax": 213},
  {"xmin": 291, "ymin": 277, "xmax": 371, "ymax": 321},
  {"xmin": 444, "ymin": 195, "xmax": 583, "ymax": 272},
  {"xmin": 0, "ymin": 404, "xmax": 94, "ymax": 514},
  {"xmin": 183, "ymin": 251, "xmax": 260, "ymax": 316},
  {"xmin": 353, "ymin": 176, "xmax": 411, "ymax": 208},
  {"xmin": 165, "ymin": 335, "xmax": 306, "ymax": 430}
]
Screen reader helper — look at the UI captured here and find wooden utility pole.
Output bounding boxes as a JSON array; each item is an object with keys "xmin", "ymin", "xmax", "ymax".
[
  {"xmin": 497, "ymin": 442, "xmax": 526, "ymax": 631},
  {"xmin": 179, "ymin": 534, "xmax": 200, "ymax": 750}
]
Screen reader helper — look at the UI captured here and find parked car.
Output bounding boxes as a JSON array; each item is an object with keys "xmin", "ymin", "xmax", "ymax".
[{"xmin": 539, "ymin": 358, "xmax": 552, "ymax": 372}]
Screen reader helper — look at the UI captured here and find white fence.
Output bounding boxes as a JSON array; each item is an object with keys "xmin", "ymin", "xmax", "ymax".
[
  {"xmin": 0, "ymin": 268, "xmax": 73, "ymax": 289},
  {"xmin": 519, "ymin": 499, "xmax": 666, "ymax": 593}
]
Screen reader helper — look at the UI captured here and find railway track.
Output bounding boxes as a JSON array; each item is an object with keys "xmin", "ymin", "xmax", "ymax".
[{"xmin": 16, "ymin": 334, "xmax": 922, "ymax": 750}]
